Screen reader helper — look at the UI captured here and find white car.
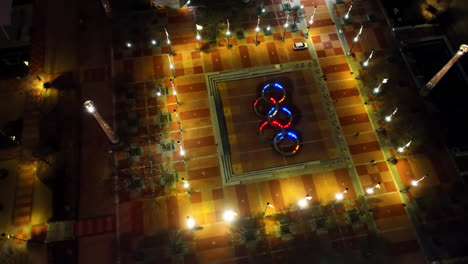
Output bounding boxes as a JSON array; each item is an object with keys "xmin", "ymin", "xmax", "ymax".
[{"xmin": 293, "ymin": 42, "xmax": 308, "ymax": 50}]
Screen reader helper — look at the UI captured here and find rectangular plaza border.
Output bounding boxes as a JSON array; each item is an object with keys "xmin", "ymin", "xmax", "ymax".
[{"xmin": 205, "ymin": 61, "xmax": 353, "ymax": 186}]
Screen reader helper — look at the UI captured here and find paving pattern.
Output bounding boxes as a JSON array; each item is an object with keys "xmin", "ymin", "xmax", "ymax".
[{"xmin": 107, "ymin": 0, "xmax": 462, "ymax": 262}]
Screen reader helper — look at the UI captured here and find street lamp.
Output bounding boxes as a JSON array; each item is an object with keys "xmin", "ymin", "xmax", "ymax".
[
  {"xmin": 335, "ymin": 188, "xmax": 349, "ymax": 200},
  {"xmin": 170, "ymin": 79, "xmax": 179, "ymax": 104},
  {"xmin": 151, "ymin": 39, "xmax": 157, "ymax": 46},
  {"xmin": 167, "ymin": 54, "xmax": 176, "ymax": 79},
  {"xmin": 126, "ymin": 42, "xmax": 132, "ymax": 48},
  {"xmin": 385, "ymin": 107, "xmax": 398, "ymax": 122},
  {"xmin": 363, "ymin": 49, "xmax": 374, "ymax": 67},
  {"xmin": 366, "ymin": 182, "xmax": 381, "ymax": 194},
  {"xmin": 347, "ymin": 24, "xmax": 363, "ymax": 56},
  {"xmin": 164, "ymin": 28, "xmax": 174, "ymax": 55},
  {"xmin": 226, "ymin": 19, "xmax": 232, "ymax": 48},
  {"xmin": 411, "ymin": 173, "xmax": 429, "ymax": 186},
  {"xmin": 344, "ymin": 0, "xmax": 354, "ymax": 19},
  {"xmin": 306, "ymin": 6, "xmax": 317, "ymax": 39},
  {"xmin": 398, "ymin": 140, "xmax": 412, "ymax": 153},
  {"xmin": 373, "ymin": 77, "xmax": 388, "ymax": 94},
  {"xmin": 223, "ymin": 210, "xmax": 237, "ymax": 222},
  {"xmin": 420, "ymin": 44, "xmax": 468, "ymax": 96},
  {"xmin": 173, "ymin": 109, "xmax": 182, "ymax": 131},
  {"xmin": 186, "ymin": 216, "xmax": 195, "ymax": 229},
  {"xmin": 263, "ymin": 202, "xmax": 274, "ymax": 215},
  {"xmin": 255, "ymin": 16, "xmax": 261, "ymax": 46},
  {"xmin": 298, "ymin": 194, "xmax": 312, "ymax": 208},
  {"xmin": 84, "ymin": 100, "xmax": 119, "ymax": 144},
  {"xmin": 196, "ymin": 24, "xmax": 203, "ymax": 50},
  {"xmin": 282, "ymin": 14, "xmax": 289, "ymax": 41},
  {"xmin": 1, "ymin": 233, "xmax": 28, "ymax": 242},
  {"xmin": 177, "ymin": 140, "xmax": 185, "ymax": 156}
]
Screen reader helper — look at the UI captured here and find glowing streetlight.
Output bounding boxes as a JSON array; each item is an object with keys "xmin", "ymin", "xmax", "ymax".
[
  {"xmin": 223, "ymin": 210, "xmax": 237, "ymax": 222},
  {"xmin": 23, "ymin": 61, "xmax": 29, "ymax": 66},
  {"xmin": 151, "ymin": 39, "xmax": 157, "ymax": 46},
  {"xmin": 83, "ymin": 100, "xmax": 119, "ymax": 144},
  {"xmin": 195, "ymin": 24, "xmax": 203, "ymax": 50},
  {"xmin": 298, "ymin": 194, "xmax": 312, "ymax": 208},
  {"xmin": 262, "ymin": 8, "xmax": 266, "ymax": 13},
  {"xmin": 420, "ymin": 44, "xmax": 468, "ymax": 96},
  {"xmin": 126, "ymin": 42, "xmax": 132, "ymax": 48},
  {"xmin": 164, "ymin": 28, "xmax": 174, "ymax": 55},
  {"xmin": 366, "ymin": 182, "xmax": 381, "ymax": 194},
  {"xmin": 170, "ymin": 78, "xmax": 179, "ymax": 104},
  {"xmin": 177, "ymin": 140, "xmax": 185, "ymax": 156},
  {"xmin": 373, "ymin": 78, "xmax": 388, "ymax": 94},
  {"xmin": 362, "ymin": 48, "xmax": 375, "ymax": 67},
  {"xmin": 306, "ymin": 6, "xmax": 317, "ymax": 38},
  {"xmin": 1, "ymin": 233, "xmax": 28, "ymax": 242},
  {"xmin": 347, "ymin": 24, "xmax": 363, "ymax": 56},
  {"xmin": 255, "ymin": 16, "xmax": 261, "ymax": 46},
  {"xmin": 263, "ymin": 202, "xmax": 274, "ymax": 215},
  {"xmin": 385, "ymin": 107, "xmax": 398, "ymax": 122},
  {"xmin": 226, "ymin": 19, "xmax": 232, "ymax": 48},
  {"xmin": 397, "ymin": 140, "xmax": 412, "ymax": 153},
  {"xmin": 186, "ymin": 216, "xmax": 195, "ymax": 229},
  {"xmin": 167, "ymin": 54, "xmax": 176, "ymax": 79},
  {"xmin": 411, "ymin": 173, "xmax": 429, "ymax": 186},
  {"xmin": 344, "ymin": 0, "xmax": 353, "ymax": 19},
  {"xmin": 282, "ymin": 14, "xmax": 290, "ymax": 41},
  {"xmin": 335, "ymin": 188, "xmax": 349, "ymax": 200},
  {"xmin": 173, "ymin": 109, "xmax": 182, "ymax": 131}
]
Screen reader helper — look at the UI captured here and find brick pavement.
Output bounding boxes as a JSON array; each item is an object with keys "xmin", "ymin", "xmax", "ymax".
[{"xmin": 106, "ymin": 0, "xmax": 467, "ymax": 263}]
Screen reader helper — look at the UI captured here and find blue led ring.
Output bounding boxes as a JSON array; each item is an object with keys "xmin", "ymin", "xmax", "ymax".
[{"xmin": 261, "ymin": 82, "xmax": 287, "ymax": 104}]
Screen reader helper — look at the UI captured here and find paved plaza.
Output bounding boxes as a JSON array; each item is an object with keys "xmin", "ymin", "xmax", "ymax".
[{"xmin": 1, "ymin": 0, "xmax": 465, "ymax": 263}]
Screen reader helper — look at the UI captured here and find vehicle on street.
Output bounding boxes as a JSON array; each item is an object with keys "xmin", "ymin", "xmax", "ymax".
[{"xmin": 293, "ymin": 42, "xmax": 308, "ymax": 50}]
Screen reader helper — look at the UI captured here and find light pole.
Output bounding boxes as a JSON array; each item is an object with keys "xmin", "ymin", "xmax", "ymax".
[
  {"xmin": 384, "ymin": 107, "xmax": 398, "ymax": 122},
  {"xmin": 223, "ymin": 210, "xmax": 238, "ymax": 222},
  {"xmin": 164, "ymin": 28, "xmax": 174, "ymax": 55},
  {"xmin": 282, "ymin": 14, "xmax": 290, "ymax": 41},
  {"xmin": 344, "ymin": 0, "xmax": 353, "ymax": 19},
  {"xmin": 263, "ymin": 202, "xmax": 274, "ymax": 215},
  {"xmin": 372, "ymin": 77, "xmax": 388, "ymax": 94},
  {"xmin": 167, "ymin": 54, "xmax": 176, "ymax": 79},
  {"xmin": 181, "ymin": 177, "xmax": 190, "ymax": 193},
  {"xmin": 388, "ymin": 140, "xmax": 412, "ymax": 164},
  {"xmin": 84, "ymin": 100, "xmax": 119, "ymax": 144},
  {"xmin": 177, "ymin": 140, "xmax": 185, "ymax": 156},
  {"xmin": 1, "ymin": 233, "xmax": 28, "ymax": 242},
  {"xmin": 420, "ymin": 44, "xmax": 468, "ymax": 96},
  {"xmin": 363, "ymin": 49, "xmax": 374, "ymax": 67},
  {"xmin": 366, "ymin": 182, "xmax": 381, "ymax": 194},
  {"xmin": 411, "ymin": 173, "xmax": 429, "ymax": 186},
  {"xmin": 173, "ymin": 109, "xmax": 182, "ymax": 131},
  {"xmin": 306, "ymin": 6, "xmax": 317, "ymax": 39},
  {"xmin": 347, "ymin": 24, "xmax": 363, "ymax": 56},
  {"xmin": 196, "ymin": 24, "xmax": 203, "ymax": 50},
  {"xmin": 298, "ymin": 194, "xmax": 312, "ymax": 208},
  {"xmin": 170, "ymin": 78, "xmax": 179, "ymax": 104},
  {"xmin": 335, "ymin": 188, "xmax": 348, "ymax": 200},
  {"xmin": 186, "ymin": 216, "xmax": 195, "ymax": 229},
  {"xmin": 255, "ymin": 16, "xmax": 261, "ymax": 46},
  {"xmin": 226, "ymin": 19, "xmax": 232, "ymax": 48}
]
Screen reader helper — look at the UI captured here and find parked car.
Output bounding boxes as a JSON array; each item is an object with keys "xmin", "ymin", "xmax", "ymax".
[{"xmin": 293, "ymin": 42, "xmax": 308, "ymax": 50}]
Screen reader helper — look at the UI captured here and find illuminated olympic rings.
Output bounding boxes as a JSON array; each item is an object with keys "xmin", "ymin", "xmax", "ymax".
[
  {"xmin": 261, "ymin": 82, "xmax": 286, "ymax": 104},
  {"xmin": 273, "ymin": 131, "xmax": 301, "ymax": 156},
  {"xmin": 268, "ymin": 106, "xmax": 292, "ymax": 129},
  {"xmin": 253, "ymin": 96, "xmax": 278, "ymax": 119}
]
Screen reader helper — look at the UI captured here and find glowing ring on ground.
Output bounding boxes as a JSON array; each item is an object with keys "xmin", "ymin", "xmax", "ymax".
[
  {"xmin": 273, "ymin": 131, "xmax": 301, "ymax": 156},
  {"xmin": 267, "ymin": 106, "xmax": 293, "ymax": 129},
  {"xmin": 258, "ymin": 121, "xmax": 284, "ymax": 142},
  {"xmin": 262, "ymin": 82, "xmax": 286, "ymax": 104},
  {"xmin": 253, "ymin": 96, "xmax": 278, "ymax": 119}
]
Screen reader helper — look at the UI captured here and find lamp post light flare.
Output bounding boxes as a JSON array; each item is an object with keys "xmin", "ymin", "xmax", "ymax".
[
  {"xmin": 366, "ymin": 182, "xmax": 381, "ymax": 194},
  {"xmin": 164, "ymin": 28, "xmax": 174, "ymax": 55},
  {"xmin": 226, "ymin": 19, "xmax": 232, "ymax": 48},
  {"xmin": 298, "ymin": 194, "xmax": 312, "ymax": 208},
  {"xmin": 385, "ymin": 107, "xmax": 398, "ymax": 122},
  {"xmin": 411, "ymin": 173, "xmax": 429, "ymax": 186},
  {"xmin": 282, "ymin": 14, "xmax": 289, "ymax": 41},
  {"xmin": 335, "ymin": 188, "xmax": 349, "ymax": 200},
  {"xmin": 348, "ymin": 24, "xmax": 363, "ymax": 56},
  {"xmin": 255, "ymin": 16, "xmax": 261, "ymax": 46},
  {"xmin": 398, "ymin": 140, "xmax": 412, "ymax": 153},
  {"xmin": 363, "ymin": 49, "xmax": 374, "ymax": 67},
  {"xmin": 83, "ymin": 100, "xmax": 119, "ymax": 144},
  {"xmin": 167, "ymin": 54, "xmax": 176, "ymax": 79},
  {"xmin": 373, "ymin": 78, "xmax": 388, "ymax": 94},
  {"xmin": 344, "ymin": 0, "xmax": 353, "ymax": 19},
  {"xmin": 223, "ymin": 210, "xmax": 237, "ymax": 222},
  {"xmin": 196, "ymin": 24, "xmax": 203, "ymax": 50},
  {"xmin": 187, "ymin": 216, "xmax": 195, "ymax": 229}
]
